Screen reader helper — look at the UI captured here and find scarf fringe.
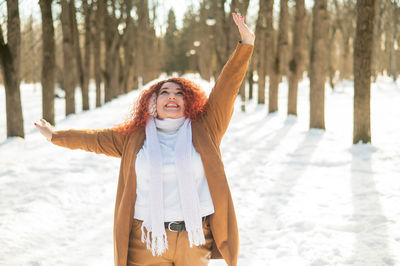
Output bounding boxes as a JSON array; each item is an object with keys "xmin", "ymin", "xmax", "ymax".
[
  {"xmin": 141, "ymin": 224, "xmax": 169, "ymax": 256},
  {"xmin": 187, "ymin": 227, "xmax": 206, "ymax": 247}
]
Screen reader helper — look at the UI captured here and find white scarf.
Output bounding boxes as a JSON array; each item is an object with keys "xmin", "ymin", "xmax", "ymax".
[{"xmin": 141, "ymin": 116, "xmax": 205, "ymax": 256}]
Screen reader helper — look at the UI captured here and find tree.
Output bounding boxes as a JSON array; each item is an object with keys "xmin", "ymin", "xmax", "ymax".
[
  {"xmin": 371, "ymin": 0, "xmax": 387, "ymax": 80},
  {"xmin": 135, "ymin": 0, "xmax": 159, "ymax": 84},
  {"xmin": 70, "ymin": 0, "xmax": 85, "ymax": 107},
  {"xmin": 211, "ymin": 0, "xmax": 229, "ymax": 77},
  {"xmin": 122, "ymin": 0, "xmax": 137, "ymax": 93},
  {"xmin": 255, "ymin": 0, "xmax": 267, "ymax": 105},
  {"xmin": 269, "ymin": 0, "xmax": 289, "ymax": 113},
  {"xmin": 103, "ymin": 0, "xmax": 121, "ymax": 101},
  {"xmin": 164, "ymin": 9, "xmax": 178, "ymax": 74},
  {"xmin": 196, "ymin": 1, "xmax": 213, "ymax": 81},
  {"xmin": 353, "ymin": 0, "xmax": 377, "ymax": 144},
  {"xmin": 0, "ymin": 0, "xmax": 24, "ymax": 138},
  {"xmin": 327, "ymin": 17, "xmax": 337, "ymax": 90},
  {"xmin": 39, "ymin": 0, "xmax": 56, "ymax": 125},
  {"xmin": 389, "ymin": 1, "xmax": 398, "ymax": 81},
  {"xmin": 92, "ymin": 0, "xmax": 103, "ymax": 107},
  {"xmin": 82, "ymin": 0, "xmax": 92, "ymax": 110},
  {"xmin": 255, "ymin": 0, "xmax": 274, "ymax": 105},
  {"xmin": 60, "ymin": 0, "xmax": 76, "ymax": 115},
  {"xmin": 248, "ymin": 60, "xmax": 254, "ymax": 100},
  {"xmin": 21, "ymin": 15, "xmax": 41, "ymax": 84},
  {"xmin": 334, "ymin": 0, "xmax": 356, "ymax": 81},
  {"xmin": 288, "ymin": 0, "xmax": 305, "ymax": 116},
  {"xmin": 309, "ymin": 0, "xmax": 328, "ymax": 129}
]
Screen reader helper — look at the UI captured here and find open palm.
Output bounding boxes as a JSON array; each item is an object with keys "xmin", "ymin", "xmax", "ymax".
[{"xmin": 232, "ymin": 12, "xmax": 255, "ymax": 46}]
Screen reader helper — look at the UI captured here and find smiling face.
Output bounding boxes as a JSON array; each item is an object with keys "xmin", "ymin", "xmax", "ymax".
[{"xmin": 156, "ymin": 82, "xmax": 185, "ymax": 119}]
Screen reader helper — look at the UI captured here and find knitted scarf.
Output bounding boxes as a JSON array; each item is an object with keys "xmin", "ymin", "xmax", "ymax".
[{"xmin": 140, "ymin": 116, "xmax": 205, "ymax": 256}]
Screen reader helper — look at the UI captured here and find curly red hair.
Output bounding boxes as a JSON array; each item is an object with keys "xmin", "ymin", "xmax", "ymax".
[{"xmin": 114, "ymin": 78, "xmax": 208, "ymax": 135}]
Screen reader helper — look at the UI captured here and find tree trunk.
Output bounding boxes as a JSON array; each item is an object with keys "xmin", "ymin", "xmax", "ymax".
[
  {"xmin": 288, "ymin": 0, "xmax": 305, "ymax": 116},
  {"xmin": 103, "ymin": 2, "xmax": 115, "ymax": 102},
  {"xmin": 333, "ymin": 0, "xmax": 356, "ymax": 81},
  {"xmin": 255, "ymin": 0, "xmax": 274, "ymax": 105},
  {"xmin": 70, "ymin": 0, "xmax": 87, "ymax": 110},
  {"xmin": 340, "ymin": 34, "xmax": 352, "ymax": 80},
  {"xmin": 122, "ymin": 0, "xmax": 135, "ymax": 93},
  {"xmin": 353, "ymin": 0, "xmax": 376, "ymax": 144},
  {"xmin": 239, "ymin": 82, "xmax": 246, "ymax": 112},
  {"xmin": 309, "ymin": 0, "xmax": 328, "ymax": 129},
  {"xmin": 255, "ymin": 0, "xmax": 267, "ymax": 104},
  {"xmin": 39, "ymin": 0, "xmax": 56, "ymax": 125},
  {"xmin": 212, "ymin": 0, "xmax": 229, "ymax": 78},
  {"xmin": 93, "ymin": 0, "xmax": 103, "ymax": 107},
  {"xmin": 248, "ymin": 60, "xmax": 254, "ymax": 100},
  {"xmin": 390, "ymin": 2, "xmax": 397, "ymax": 81},
  {"xmin": 197, "ymin": 1, "xmax": 213, "ymax": 82},
  {"xmin": 327, "ymin": 25, "xmax": 337, "ymax": 90},
  {"xmin": 371, "ymin": 1, "xmax": 385, "ymax": 81},
  {"xmin": 60, "ymin": 0, "xmax": 76, "ymax": 115},
  {"xmin": 269, "ymin": 0, "xmax": 288, "ymax": 113},
  {"xmin": 136, "ymin": 0, "xmax": 157, "ymax": 85},
  {"xmin": 82, "ymin": 0, "xmax": 92, "ymax": 110},
  {"xmin": 0, "ymin": 1, "xmax": 24, "ymax": 138}
]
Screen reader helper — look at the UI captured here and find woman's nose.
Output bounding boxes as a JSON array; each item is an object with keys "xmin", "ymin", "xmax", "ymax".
[{"xmin": 168, "ymin": 94, "xmax": 176, "ymax": 99}]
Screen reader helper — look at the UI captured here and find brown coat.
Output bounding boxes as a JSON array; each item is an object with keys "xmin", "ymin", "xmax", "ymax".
[{"xmin": 51, "ymin": 43, "xmax": 253, "ymax": 266}]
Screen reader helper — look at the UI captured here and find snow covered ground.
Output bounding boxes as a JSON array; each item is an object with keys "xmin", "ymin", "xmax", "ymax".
[{"xmin": 1, "ymin": 76, "xmax": 400, "ymax": 266}]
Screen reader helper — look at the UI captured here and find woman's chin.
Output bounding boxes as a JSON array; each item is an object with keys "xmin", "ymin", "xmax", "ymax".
[{"xmin": 158, "ymin": 112, "xmax": 185, "ymax": 120}]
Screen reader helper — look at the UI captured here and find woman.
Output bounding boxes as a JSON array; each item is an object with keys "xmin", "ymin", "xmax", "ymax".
[{"xmin": 36, "ymin": 13, "xmax": 254, "ymax": 266}]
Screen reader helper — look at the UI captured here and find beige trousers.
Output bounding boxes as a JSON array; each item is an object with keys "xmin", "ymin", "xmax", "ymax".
[{"xmin": 127, "ymin": 217, "xmax": 213, "ymax": 266}]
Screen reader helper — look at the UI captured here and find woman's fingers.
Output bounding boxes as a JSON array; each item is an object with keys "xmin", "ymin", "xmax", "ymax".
[
  {"xmin": 232, "ymin": 12, "xmax": 248, "ymax": 31},
  {"xmin": 232, "ymin": 13, "xmax": 239, "ymax": 25},
  {"xmin": 35, "ymin": 119, "xmax": 53, "ymax": 141},
  {"xmin": 232, "ymin": 12, "xmax": 244, "ymax": 26},
  {"xmin": 232, "ymin": 12, "xmax": 255, "ymax": 45},
  {"xmin": 39, "ymin": 118, "xmax": 53, "ymax": 129},
  {"xmin": 40, "ymin": 118, "xmax": 48, "ymax": 126}
]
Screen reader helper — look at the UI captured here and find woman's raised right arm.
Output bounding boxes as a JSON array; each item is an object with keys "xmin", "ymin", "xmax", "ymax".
[{"xmin": 35, "ymin": 119, "xmax": 126, "ymax": 158}]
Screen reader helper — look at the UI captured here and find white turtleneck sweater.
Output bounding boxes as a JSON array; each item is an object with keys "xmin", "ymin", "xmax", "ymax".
[{"xmin": 134, "ymin": 117, "xmax": 215, "ymax": 222}]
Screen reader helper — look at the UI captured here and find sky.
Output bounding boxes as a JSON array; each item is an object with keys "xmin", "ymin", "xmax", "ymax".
[{"xmin": 5, "ymin": 0, "xmax": 316, "ymax": 36}]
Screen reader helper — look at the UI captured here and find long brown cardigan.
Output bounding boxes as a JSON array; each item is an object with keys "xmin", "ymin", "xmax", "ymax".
[{"xmin": 51, "ymin": 43, "xmax": 253, "ymax": 266}]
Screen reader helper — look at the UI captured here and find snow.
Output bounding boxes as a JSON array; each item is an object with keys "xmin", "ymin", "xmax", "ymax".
[{"xmin": 1, "ymin": 75, "xmax": 400, "ymax": 266}]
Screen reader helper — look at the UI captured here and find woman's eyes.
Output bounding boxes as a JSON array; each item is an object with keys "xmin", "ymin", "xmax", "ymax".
[{"xmin": 160, "ymin": 91, "xmax": 184, "ymax": 96}]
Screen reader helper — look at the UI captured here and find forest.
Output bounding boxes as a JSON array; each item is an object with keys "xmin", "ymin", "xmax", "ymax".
[{"xmin": 0, "ymin": 0, "xmax": 399, "ymax": 144}]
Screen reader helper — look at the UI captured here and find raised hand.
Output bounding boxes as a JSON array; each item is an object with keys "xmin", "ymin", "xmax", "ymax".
[
  {"xmin": 34, "ymin": 118, "xmax": 53, "ymax": 142},
  {"xmin": 232, "ymin": 12, "xmax": 255, "ymax": 46}
]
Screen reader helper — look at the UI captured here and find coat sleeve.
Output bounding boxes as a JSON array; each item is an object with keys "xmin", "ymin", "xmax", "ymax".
[
  {"xmin": 51, "ymin": 128, "xmax": 126, "ymax": 158},
  {"xmin": 203, "ymin": 42, "xmax": 253, "ymax": 144}
]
